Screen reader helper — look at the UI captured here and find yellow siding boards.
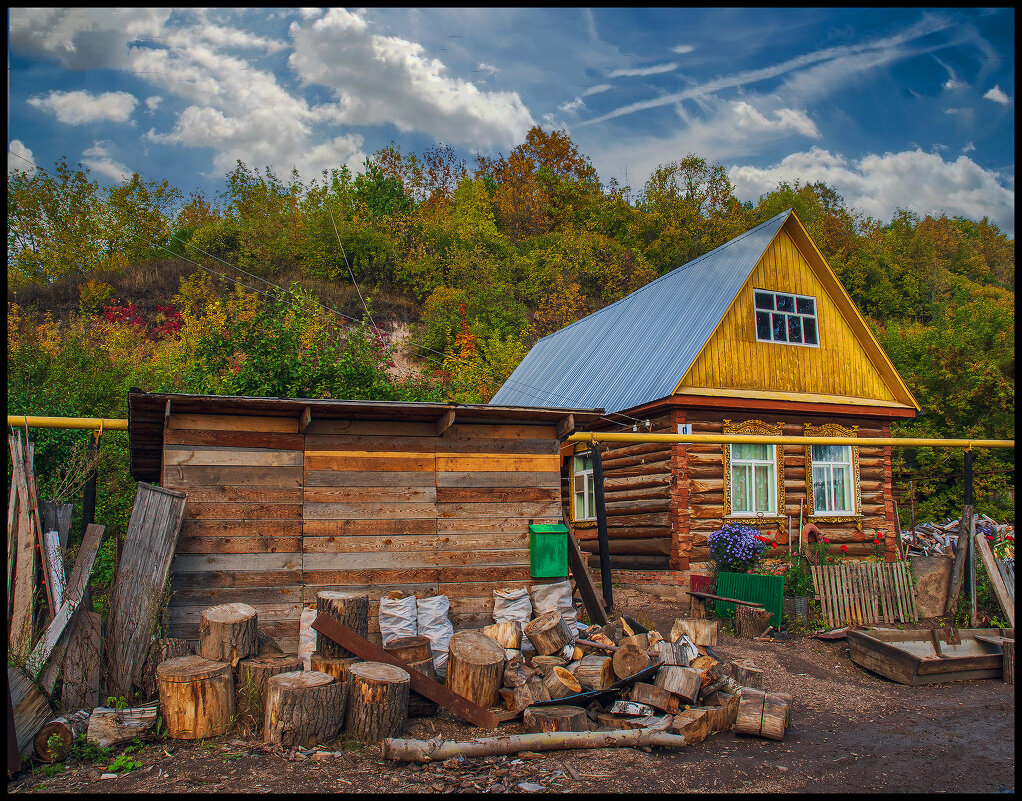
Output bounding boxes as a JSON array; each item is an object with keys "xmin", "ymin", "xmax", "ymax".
[{"xmin": 676, "ymin": 223, "xmax": 917, "ymax": 407}]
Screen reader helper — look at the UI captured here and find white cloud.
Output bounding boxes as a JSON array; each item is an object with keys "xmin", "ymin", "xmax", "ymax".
[
  {"xmin": 672, "ymin": 44, "xmax": 694, "ymax": 55},
  {"xmin": 943, "ymin": 78, "xmax": 965, "ymax": 90},
  {"xmin": 81, "ymin": 141, "xmax": 132, "ymax": 182},
  {"xmin": 962, "ymin": 141, "xmax": 976, "ymax": 154},
  {"xmin": 298, "ymin": 8, "xmax": 323, "ymax": 20},
  {"xmin": 731, "ymin": 101, "xmax": 820, "ymax": 139},
  {"xmin": 28, "ymin": 90, "xmax": 138, "ymax": 124},
  {"xmin": 559, "ymin": 97, "xmax": 586, "ymax": 114},
  {"xmin": 145, "ymin": 95, "xmax": 163, "ymax": 111},
  {"xmin": 583, "ymin": 84, "xmax": 612, "ymax": 97},
  {"xmin": 983, "ymin": 85, "xmax": 1010, "ymax": 105},
  {"xmin": 608, "ymin": 62, "xmax": 677, "ymax": 79},
  {"xmin": 477, "ymin": 63, "xmax": 499, "ymax": 75},
  {"xmin": 8, "ymin": 140, "xmax": 36, "ymax": 176},
  {"xmin": 729, "ymin": 146, "xmax": 1014, "ymax": 235},
  {"xmin": 286, "ymin": 8, "xmax": 534, "ymax": 149}
]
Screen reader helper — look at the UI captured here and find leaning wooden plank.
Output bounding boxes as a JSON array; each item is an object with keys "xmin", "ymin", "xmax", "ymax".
[
  {"xmin": 105, "ymin": 483, "xmax": 188, "ymax": 700},
  {"xmin": 7, "ymin": 467, "xmax": 18, "ymax": 619},
  {"xmin": 9, "ymin": 665, "xmax": 51, "ymax": 758},
  {"xmin": 565, "ymin": 516, "xmax": 609, "ymax": 626},
  {"xmin": 24, "ymin": 524, "xmax": 105, "ymax": 683},
  {"xmin": 311, "ymin": 614, "xmax": 498, "ymax": 729},
  {"xmin": 382, "ymin": 728, "xmax": 689, "ymax": 762},
  {"xmin": 8, "ymin": 435, "xmax": 36, "ymax": 659},
  {"xmin": 60, "ymin": 610, "xmax": 103, "ymax": 710},
  {"xmin": 974, "ymin": 532, "xmax": 1014, "ymax": 628},
  {"xmin": 24, "ymin": 441, "xmax": 56, "ymax": 619}
]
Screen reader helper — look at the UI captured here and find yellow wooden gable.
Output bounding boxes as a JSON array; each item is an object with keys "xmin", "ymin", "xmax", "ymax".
[{"xmin": 675, "ymin": 213, "xmax": 920, "ymax": 411}]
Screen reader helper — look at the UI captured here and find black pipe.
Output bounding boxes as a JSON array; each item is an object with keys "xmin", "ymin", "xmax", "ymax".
[{"xmin": 590, "ymin": 443, "xmax": 613, "ymax": 612}]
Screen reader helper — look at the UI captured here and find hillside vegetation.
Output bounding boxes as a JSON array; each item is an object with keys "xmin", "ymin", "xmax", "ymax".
[{"xmin": 7, "ymin": 127, "xmax": 1015, "ymax": 560}]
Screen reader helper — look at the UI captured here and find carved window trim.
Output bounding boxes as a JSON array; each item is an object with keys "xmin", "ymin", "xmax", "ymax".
[
  {"xmin": 568, "ymin": 442, "xmax": 597, "ymax": 528},
  {"xmin": 722, "ymin": 419, "xmax": 785, "ymax": 523},
  {"xmin": 804, "ymin": 422, "xmax": 861, "ymax": 523}
]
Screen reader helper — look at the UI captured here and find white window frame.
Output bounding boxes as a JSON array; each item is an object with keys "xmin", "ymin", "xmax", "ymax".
[
  {"xmin": 572, "ymin": 450, "xmax": 596, "ymax": 523},
  {"xmin": 728, "ymin": 443, "xmax": 779, "ymax": 517},
  {"xmin": 754, "ymin": 289, "xmax": 820, "ymax": 347},
  {"xmin": 810, "ymin": 444, "xmax": 857, "ymax": 516}
]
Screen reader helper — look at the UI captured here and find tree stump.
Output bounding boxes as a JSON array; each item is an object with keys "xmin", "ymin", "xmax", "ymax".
[
  {"xmin": 735, "ymin": 606, "xmax": 773, "ymax": 639},
  {"xmin": 670, "ymin": 708, "xmax": 713, "ymax": 744},
  {"xmin": 264, "ymin": 670, "xmax": 347, "ymax": 748},
  {"xmin": 531, "ymin": 655, "xmax": 568, "ymax": 676},
  {"xmin": 669, "ymin": 618, "xmax": 717, "ymax": 646},
  {"xmin": 157, "ymin": 655, "xmax": 234, "ymax": 740},
  {"xmin": 612, "ymin": 644, "xmax": 650, "ymax": 680},
  {"xmin": 198, "ymin": 603, "xmax": 258, "ymax": 667},
  {"xmin": 344, "ymin": 662, "xmax": 410, "ymax": 743},
  {"xmin": 310, "ymin": 651, "xmax": 362, "ymax": 682},
  {"xmin": 654, "ymin": 641, "xmax": 690, "ymax": 667},
  {"xmin": 383, "ymin": 635, "xmax": 433, "ymax": 664},
  {"xmin": 542, "ymin": 666, "xmax": 582, "ymax": 699},
  {"xmin": 629, "ymin": 682, "xmax": 682, "ymax": 715},
  {"xmin": 654, "ymin": 666, "xmax": 701, "ymax": 702},
  {"xmin": 732, "ymin": 660, "xmax": 764, "ymax": 690},
  {"xmin": 524, "ymin": 611, "xmax": 573, "ymax": 655},
  {"xmin": 315, "ymin": 591, "xmax": 369, "ymax": 658},
  {"xmin": 482, "ymin": 621, "xmax": 523, "ymax": 650},
  {"xmin": 236, "ymin": 653, "xmax": 301, "ymax": 737},
  {"xmin": 571, "ymin": 654, "xmax": 615, "ymax": 690},
  {"xmin": 524, "ymin": 705, "xmax": 589, "ymax": 733},
  {"xmin": 734, "ymin": 688, "xmax": 790, "ymax": 740},
  {"xmin": 446, "ymin": 630, "xmax": 506, "ymax": 708}
]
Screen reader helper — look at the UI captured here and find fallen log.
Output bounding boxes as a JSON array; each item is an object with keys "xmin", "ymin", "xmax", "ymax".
[
  {"xmin": 86, "ymin": 703, "xmax": 159, "ymax": 748},
  {"xmin": 34, "ymin": 711, "xmax": 90, "ymax": 762},
  {"xmin": 382, "ymin": 728, "xmax": 689, "ymax": 762}
]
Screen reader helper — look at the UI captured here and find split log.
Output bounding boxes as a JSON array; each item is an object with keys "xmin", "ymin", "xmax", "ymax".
[
  {"xmin": 619, "ymin": 633, "xmax": 649, "ymax": 650},
  {"xmin": 542, "ymin": 666, "xmax": 582, "ymax": 700},
  {"xmin": 482, "ymin": 621, "xmax": 523, "ymax": 650},
  {"xmin": 647, "ymin": 630, "xmax": 664, "ymax": 649},
  {"xmin": 502, "ymin": 654, "xmax": 535, "ymax": 688},
  {"xmin": 34, "ymin": 711, "xmax": 90, "ymax": 762},
  {"xmin": 383, "ymin": 635, "xmax": 433, "ymax": 664},
  {"xmin": 670, "ymin": 708, "xmax": 713, "ymax": 744},
  {"xmin": 310, "ymin": 651, "xmax": 361, "ymax": 682},
  {"xmin": 405, "ymin": 658, "xmax": 440, "ymax": 718},
  {"xmin": 531, "ymin": 655, "xmax": 568, "ymax": 676},
  {"xmin": 736, "ymin": 606, "xmax": 774, "ymax": 639},
  {"xmin": 653, "ymin": 641, "xmax": 690, "ymax": 667},
  {"xmin": 629, "ymin": 682, "xmax": 682, "ymax": 715},
  {"xmin": 695, "ymin": 659, "xmax": 723, "ymax": 689},
  {"xmin": 524, "ymin": 611, "xmax": 573, "ymax": 656},
  {"xmin": 198, "ymin": 602, "xmax": 258, "ymax": 668},
  {"xmin": 689, "ymin": 596, "xmax": 709, "ymax": 619},
  {"xmin": 732, "ymin": 660, "xmax": 764, "ymax": 690},
  {"xmin": 509, "ymin": 678, "xmax": 552, "ymax": 711},
  {"xmin": 571, "ymin": 654, "xmax": 615, "ymax": 690},
  {"xmin": 596, "ymin": 712, "xmax": 670, "ymax": 730},
  {"xmin": 445, "ymin": 630, "xmax": 506, "ymax": 709},
  {"xmin": 382, "ymin": 728, "xmax": 689, "ymax": 762},
  {"xmin": 157, "ymin": 656, "xmax": 234, "ymax": 740},
  {"xmin": 734, "ymin": 688, "xmax": 790, "ymax": 741},
  {"xmin": 236, "ymin": 653, "xmax": 302, "ymax": 736},
  {"xmin": 344, "ymin": 662, "xmax": 409, "ymax": 743},
  {"xmin": 654, "ymin": 666, "xmax": 701, "ymax": 703},
  {"xmin": 86, "ymin": 703, "xmax": 159, "ymax": 747},
  {"xmin": 669, "ymin": 618, "xmax": 717, "ymax": 647},
  {"xmin": 265, "ymin": 670, "xmax": 347, "ymax": 747},
  {"xmin": 524, "ymin": 705, "xmax": 589, "ymax": 733},
  {"xmin": 609, "ymin": 700, "xmax": 654, "ymax": 717},
  {"xmin": 612, "ymin": 644, "xmax": 650, "ymax": 680},
  {"xmin": 315, "ymin": 591, "xmax": 369, "ymax": 658}
]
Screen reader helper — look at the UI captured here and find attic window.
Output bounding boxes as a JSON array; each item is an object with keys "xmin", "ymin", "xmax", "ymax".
[{"xmin": 754, "ymin": 290, "xmax": 819, "ymax": 346}]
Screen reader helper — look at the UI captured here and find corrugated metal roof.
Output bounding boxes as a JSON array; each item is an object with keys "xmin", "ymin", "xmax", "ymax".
[{"xmin": 490, "ymin": 209, "xmax": 792, "ymax": 413}]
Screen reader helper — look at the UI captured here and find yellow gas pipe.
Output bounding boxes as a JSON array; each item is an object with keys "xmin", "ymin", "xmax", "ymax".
[{"xmin": 7, "ymin": 415, "xmax": 128, "ymax": 431}]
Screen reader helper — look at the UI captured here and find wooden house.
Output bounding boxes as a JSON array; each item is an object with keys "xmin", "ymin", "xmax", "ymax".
[
  {"xmin": 491, "ymin": 209, "xmax": 921, "ymax": 599},
  {"xmin": 127, "ymin": 392, "xmax": 602, "ymax": 649}
]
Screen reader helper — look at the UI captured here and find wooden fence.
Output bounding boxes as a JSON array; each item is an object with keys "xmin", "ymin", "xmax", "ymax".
[{"xmin": 811, "ymin": 561, "xmax": 918, "ymax": 629}]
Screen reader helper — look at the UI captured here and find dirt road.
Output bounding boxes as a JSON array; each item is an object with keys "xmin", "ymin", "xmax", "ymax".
[{"xmin": 9, "ymin": 589, "xmax": 1014, "ymax": 794}]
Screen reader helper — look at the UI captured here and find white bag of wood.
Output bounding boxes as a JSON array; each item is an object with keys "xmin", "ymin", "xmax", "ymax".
[
  {"xmin": 492, "ymin": 587, "xmax": 532, "ymax": 626},
  {"xmin": 379, "ymin": 593, "xmax": 418, "ymax": 647},
  {"xmin": 298, "ymin": 606, "xmax": 317, "ymax": 670},
  {"xmin": 530, "ymin": 580, "xmax": 580, "ymax": 635},
  {"xmin": 416, "ymin": 594, "xmax": 454, "ymax": 679}
]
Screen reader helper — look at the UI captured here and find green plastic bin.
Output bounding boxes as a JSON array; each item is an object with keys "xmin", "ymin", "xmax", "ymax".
[{"xmin": 528, "ymin": 523, "xmax": 569, "ymax": 578}]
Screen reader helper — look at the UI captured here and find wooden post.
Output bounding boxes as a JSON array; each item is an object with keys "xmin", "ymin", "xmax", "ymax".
[
  {"xmin": 265, "ymin": 671, "xmax": 347, "ymax": 747},
  {"xmin": 590, "ymin": 443, "xmax": 613, "ymax": 612},
  {"xmin": 344, "ymin": 662, "xmax": 409, "ymax": 743},
  {"xmin": 1002, "ymin": 640, "xmax": 1014, "ymax": 685},
  {"xmin": 946, "ymin": 450, "xmax": 974, "ymax": 620}
]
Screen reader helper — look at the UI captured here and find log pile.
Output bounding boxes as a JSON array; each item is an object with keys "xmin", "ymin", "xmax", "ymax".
[{"xmin": 902, "ymin": 514, "xmax": 1014, "ymax": 558}]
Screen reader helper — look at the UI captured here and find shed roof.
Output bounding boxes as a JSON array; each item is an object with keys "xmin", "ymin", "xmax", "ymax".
[
  {"xmin": 490, "ymin": 209, "xmax": 791, "ymax": 413},
  {"xmin": 127, "ymin": 390, "xmax": 603, "ymax": 482}
]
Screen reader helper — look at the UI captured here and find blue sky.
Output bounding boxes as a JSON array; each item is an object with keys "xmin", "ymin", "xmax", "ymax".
[{"xmin": 7, "ymin": 8, "xmax": 1015, "ymax": 235}]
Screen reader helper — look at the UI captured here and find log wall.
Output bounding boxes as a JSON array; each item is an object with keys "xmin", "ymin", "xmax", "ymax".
[{"xmin": 163, "ymin": 414, "xmax": 563, "ymax": 651}]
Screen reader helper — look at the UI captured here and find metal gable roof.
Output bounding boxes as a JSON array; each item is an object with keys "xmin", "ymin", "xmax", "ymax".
[{"xmin": 490, "ymin": 209, "xmax": 792, "ymax": 413}]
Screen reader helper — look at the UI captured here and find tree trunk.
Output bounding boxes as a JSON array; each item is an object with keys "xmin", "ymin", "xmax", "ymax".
[
  {"xmin": 344, "ymin": 662, "xmax": 410, "ymax": 743},
  {"xmin": 383, "ymin": 636, "xmax": 433, "ymax": 664},
  {"xmin": 689, "ymin": 596, "xmax": 709, "ymax": 619},
  {"xmin": 264, "ymin": 670, "xmax": 347, "ymax": 748},
  {"xmin": 542, "ymin": 666, "xmax": 581, "ymax": 700},
  {"xmin": 628, "ymin": 682, "xmax": 682, "ymax": 714},
  {"xmin": 612, "ymin": 644, "xmax": 650, "ymax": 680},
  {"xmin": 732, "ymin": 660, "xmax": 764, "ymax": 690},
  {"xmin": 524, "ymin": 611, "xmax": 573, "ymax": 656},
  {"xmin": 524, "ymin": 705, "xmax": 589, "ymax": 733},
  {"xmin": 236, "ymin": 653, "xmax": 301, "ymax": 737},
  {"xmin": 86, "ymin": 703, "xmax": 159, "ymax": 748},
  {"xmin": 571, "ymin": 654, "xmax": 615, "ymax": 690},
  {"xmin": 654, "ymin": 666, "xmax": 701, "ymax": 703},
  {"xmin": 382, "ymin": 728, "xmax": 689, "ymax": 762},
  {"xmin": 596, "ymin": 712, "xmax": 670, "ymax": 730},
  {"xmin": 736, "ymin": 606, "xmax": 773, "ymax": 639},
  {"xmin": 445, "ymin": 630, "xmax": 506, "ymax": 709},
  {"xmin": 198, "ymin": 603, "xmax": 258, "ymax": 668},
  {"xmin": 310, "ymin": 651, "xmax": 362, "ymax": 682},
  {"xmin": 735, "ymin": 688, "xmax": 790, "ymax": 741},
  {"xmin": 156, "ymin": 655, "xmax": 234, "ymax": 740},
  {"xmin": 315, "ymin": 591, "xmax": 369, "ymax": 659},
  {"xmin": 482, "ymin": 621, "xmax": 523, "ymax": 650},
  {"xmin": 669, "ymin": 618, "xmax": 717, "ymax": 646}
]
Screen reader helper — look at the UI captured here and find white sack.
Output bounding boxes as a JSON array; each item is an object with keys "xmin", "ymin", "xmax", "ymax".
[
  {"xmin": 492, "ymin": 587, "xmax": 532, "ymax": 626},
  {"xmin": 379, "ymin": 594, "xmax": 418, "ymax": 646},
  {"xmin": 530, "ymin": 579, "xmax": 581, "ymax": 635},
  {"xmin": 298, "ymin": 606, "xmax": 317, "ymax": 671},
  {"xmin": 416, "ymin": 594, "xmax": 454, "ymax": 679}
]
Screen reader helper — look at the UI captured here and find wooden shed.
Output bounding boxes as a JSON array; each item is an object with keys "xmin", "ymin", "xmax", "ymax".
[{"xmin": 127, "ymin": 391, "xmax": 602, "ymax": 650}]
